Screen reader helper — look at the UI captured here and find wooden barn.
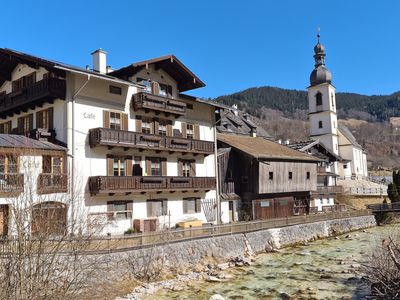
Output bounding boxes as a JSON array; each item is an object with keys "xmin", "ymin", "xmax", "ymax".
[{"xmin": 217, "ymin": 133, "xmax": 321, "ymax": 220}]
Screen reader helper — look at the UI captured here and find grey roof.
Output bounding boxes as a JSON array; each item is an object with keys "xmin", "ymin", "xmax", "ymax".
[
  {"xmin": 338, "ymin": 125, "xmax": 362, "ymax": 149},
  {"xmin": 288, "ymin": 139, "xmax": 343, "ymax": 162},
  {"xmin": 217, "ymin": 107, "xmax": 272, "ymax": 139},
  {"xmin": 0, "ymin": 134, "xmax": 67, "ymax": 151}
]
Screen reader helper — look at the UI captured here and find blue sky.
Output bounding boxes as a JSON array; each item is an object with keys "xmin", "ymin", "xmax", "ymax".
[{"xmin": 1, "ymin": 0, "xmax": 399, "ymax": 98}]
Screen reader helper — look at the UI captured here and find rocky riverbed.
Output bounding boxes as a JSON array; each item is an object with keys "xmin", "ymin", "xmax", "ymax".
[{"xmin": 119, "ymin": 224, "xmax": 396, "ymax": 300}]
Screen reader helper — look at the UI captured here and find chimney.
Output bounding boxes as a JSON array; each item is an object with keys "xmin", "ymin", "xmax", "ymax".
[
  {"xmin": 232, "ymin": 104, "xmax": 238, "ymax": 116},
  {"xmin": 91, "ymin": 49, "xmax": 107, "ymax": 74}
]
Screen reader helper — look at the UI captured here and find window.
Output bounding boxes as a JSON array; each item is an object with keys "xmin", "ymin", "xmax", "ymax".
[
  {"xmin": 36, "ymin": 108, "xmax": 53, "ymax": 130},
  {"xmin": 331, "ymin": 93, "xmax": 335, "ymax": 108},
  {"xmin": 147, "ymin": 199, "xmax": 168, "ymax": 217},
  {"xmin": 141, "ymin": 118, "xmax": 153, "ymax": 134},
  {"xmin": 0, "ymin": 121, "xmax": 12, "ymax": 134},
  {"xmin": 158, "ymin": 120, "xmax": 167, "ymax": 136},
  {"xmin": 186, "ymin": 124, "xmax": 194, "ymax": 139},
  {"xmin": 110, "ymin": 112, "xmax": 122, "ymax": 130},
  {"xmin": 318, "ymin": 121, "xmax": 323, "ymax": 129},
  {"xmin": 18, "ymin": 114, "xmax": 33, "ymax": 135},
  {"xmin": 343, "ymin": 164, "xmax": 348, "ymax": 169},
  {"xmin": 113, "ymin": 157, "xmax": 125, "ymax": 176},
  {"xmin": 137, "ymin": 78, "xmax": 151, "ymax": 93},
  {"xmin": 269, "ymin": 172, "xmax": 273, "ymax": 180},
  {"xmin": 159, "ymin": 83, "xmax": 168, "ymax": 97},
  {"xmin": 107, "ymin": 201, "xmax": 132, "ymax": 221},
  {"xmin": 306, "ymin": 171, "xmax": 310, "ymax": 180},
  {"xmin": 316, "ymin": 92, "xmax": 323, "ymax": 106},
  {"xmin": 182, "ymin": 161, "xmax": 191, "ymax": 177},
  {"xmin": 109, "ymin": 85, "xmax": 122, "ymax": 95},
  {"xmin": 288, "ymin": 172, "xmax": 293, "ymax": 180},
  {"xmin": 42, "ymin": 155, "xmax": 64, "ymax": 174},
  {"xmin": 150, "ymin": 158, "xmax": 161, "ymax": 176},
  {"xmin": 0, "ymin": 155, "xmax": 18, "ymax": 174},
  {"xmin": 183, "ymin": 198, "xmax": 201, "ymax": 214}
]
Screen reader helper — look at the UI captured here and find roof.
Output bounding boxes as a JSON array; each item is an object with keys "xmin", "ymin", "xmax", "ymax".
[
  {"xmin": 338, "ymin": 124, "xmax": 362, "ymax": 149},
  {"xmin": 288, "ymin": 139, "xmax": 343, "ymax": 162},
  {"xmin": 217, "ymin": 133, "xmax": 321, "ymax": 162},
  {"xmin": 0, "ymin": 134, "xmax": 67, "ymax": 151},
  {"xmin": 0, "ymin": 48, "xmax": 138, "ymax": 87},
  {"xmin": 217, "ymin": 107, "xmax": 272, "ymax": 139},
  {"xmin": 109, "ymin": 55, "xmax": 205, "ymax": 92}
]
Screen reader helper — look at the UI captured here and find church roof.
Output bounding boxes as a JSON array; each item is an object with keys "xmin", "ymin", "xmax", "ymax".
[
  {"xmin": 288, "ymin": 139, "xmax": 343, "ymax": 162},
  {"xmin": 338, "ymin": 124, "xmax": 362, "ymax": 149}
]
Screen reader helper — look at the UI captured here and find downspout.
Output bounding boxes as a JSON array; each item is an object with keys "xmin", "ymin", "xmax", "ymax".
[
  {"xmin": 213, "ymin": 111, "xmax": 221, "ymax": 224},
  {"xmin": 68, "ymin": 74, "xmax": 90, "ymax": 232}
]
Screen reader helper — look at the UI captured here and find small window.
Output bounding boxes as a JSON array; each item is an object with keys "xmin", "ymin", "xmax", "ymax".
[
  {"xmin": 318, "ymin": 121, "xmax": 323, "ymax": 129},
  {"xmin": 260, "ymin": 200, "xmax": 270, "ymax": 207},
  {"xmin": 186, "ymin": 124, "xmax": 194, "ymax": 139},
  {"xmin": 137, "ymin": 78, "xmax": 151, "ymax": 93},
  {"xmin": 147, "ymin": 199, "xmax": 168, "ymax": 217},
  {"xmin": 269, "ymin": 172, "xmax": 273, "ymax": 180},
  {"xmin": 159, "ymin": 83, "xmax": 168, "ymax": 97},
  {"xmin": 158, "ymin": 120, "xmax": 167, "ymax": 136},
  {"xmin": 344, "ymin": 164, "xmax": 348, "ymax": 169},
  {"xmin": 183, "ymin": 198, "xmax": 201, "ymax": 214},
  {"xmin": 182, "ymin": 160, "xmax": 191, "ymax": 177},
  {"xmin": 306, "ymin": 171, "xmax": 310, "ymax": 180},
  {"xmin": 107, "ymin": 201, "xmax": 132, "ymax": 221},
  {"xmin": 0, "ymin": 155, "xmax": 19, "ymax": 174},
  {"xmin": 110, "ymin": 112, "xmax": 122, "ymax": 130},
  {"xmin": 288, "ymin": 172, "xmax": 293, "ymax": 180},
  {"xmin": 331, "ymin": 93, "xmax": 335, "ymax": 108},
  {"xmin": 141, "ymin": 118, "xmax": 153, "ymax": 134},
  {"xmin": 150, "ymin": 157, "xmax": 162, "ymax": 176},
  {"xmin": 316, "ymin": 92, "xmax": 323, "ymax": 106},
  {"xmin": 109, "ymin": 85, "xmax": 122, "ymax": 95},
  {"xmin": 187, "ymin": 104, "xmax": 193, "ymax": 110},
  {"xmin": 113, "ymin": 157, "xmax": 125, "ymax": 176}
]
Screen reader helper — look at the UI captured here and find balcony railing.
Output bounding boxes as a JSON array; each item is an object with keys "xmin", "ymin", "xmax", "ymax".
[
  {"xmin": 221, "ymin": 181, "xmax": 235, "ymax": 194},
  {"xmin": 88, "ymin": 176, "xmax": 216, "ymax": 195},
  {"xmin": 132, "ymin": 92, "xmax": 186, "ymax": 116},
  {"xmin": 89, "ymin": 127, "xmax": 215, "ymax": 155},
  {"xmin": 0, "ymin": 174, "xmax": 24, "ymax": 193},
  {"xmin": 314, "ymin": 186, "xmax": 344, "ymax": 195},
  {"xmin": 37, "ymin": 173, "xmax": 68, "ymax": 194},
  {"xmin": 0, "ymin": 78, "xmax": 66, "ymax": 118}
]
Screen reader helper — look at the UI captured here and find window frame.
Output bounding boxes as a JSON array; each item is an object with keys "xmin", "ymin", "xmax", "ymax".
[
  {"xmin": 109, "ymin": 111, "xmax": 122, "ymax": 130},
  {"xmin": 113, "ymin": 157, "xmax": 126, "ymax": 176},
  {"xmin": 288, "ymin": 172, "xmax": 293, "ymax": 180},
  {"xmin": 109, "ymin": 85, "xmax": 122, "ymax": 95},
  {"xmin": 0, "ymin": 155, "xmax": 19, "ymax": 174}
]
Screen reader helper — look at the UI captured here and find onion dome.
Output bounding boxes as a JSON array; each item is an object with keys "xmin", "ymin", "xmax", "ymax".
[{"xmin": 310, "ymin": 32, "xmax": 332, "ymax": 86}]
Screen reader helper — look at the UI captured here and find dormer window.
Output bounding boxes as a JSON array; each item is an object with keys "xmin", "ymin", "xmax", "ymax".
[
  {"xmin": 316, "ymin": 92, "xmax": 323, "ymax": 106},
  {"xmin": 159, "ymin": 83, "xmax": 168, "ymax": 97}
]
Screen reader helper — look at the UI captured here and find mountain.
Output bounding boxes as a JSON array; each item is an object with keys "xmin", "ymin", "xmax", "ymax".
[{"xmin": 215, "ymin": 86, "xmax": 400, "ymax": 122}]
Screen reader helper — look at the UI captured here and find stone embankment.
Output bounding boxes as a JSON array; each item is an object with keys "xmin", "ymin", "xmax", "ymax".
[{"xmin": 114, "ymin": 215, "xmax": 376, "ymax": 299}]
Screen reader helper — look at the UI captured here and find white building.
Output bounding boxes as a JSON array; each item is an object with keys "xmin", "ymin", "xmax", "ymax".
[
  {"xmin": 0, "ymin": 48, "xmax": 221, "ymax": 236},
  {"xmin": 307, "ymin": 34, "xmax": 368, "ymax": 181}
]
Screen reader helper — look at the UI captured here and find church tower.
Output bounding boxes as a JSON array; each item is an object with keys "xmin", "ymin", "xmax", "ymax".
[{"xmin": 308, "ymin": 33, "xmax": 339, "ymax": 155}]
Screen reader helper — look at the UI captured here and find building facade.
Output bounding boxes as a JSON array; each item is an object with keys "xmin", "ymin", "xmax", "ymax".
[{"xmin": 0, "ymin": 48, "xmax": 219, "ymax": 236}]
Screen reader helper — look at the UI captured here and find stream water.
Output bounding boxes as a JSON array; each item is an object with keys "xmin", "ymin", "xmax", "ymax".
[{"xmin": 150, "ymin": 225, "xmax": 398, "ymax": 300}]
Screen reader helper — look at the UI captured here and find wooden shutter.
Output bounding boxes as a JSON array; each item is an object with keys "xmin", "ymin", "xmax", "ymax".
[
  {"xmin": 0, "ymin": 124, "xmax": 4, "ymax": 134},
  {"xmin": 154, "ymin": 118, "xmax": 159, "ymax": 135},
  {"xmin": 107, "ymin": 202, "xmax": 114, "ymax": 221},
  {"xmin": 181, "ymin": 122, "xmax": 187, "ymax": 138},
  {"xmin": 147, "ymin": 201, "xmax": 153, "ymax": 217},
  {"xmin": 36, "ymin": 111, "xmax": 43, "ymax": 128},
  {"xmin": 195, "ymin": 198, "xmax": 201, "ymax": 213},
  {"xmin": 127, "ymin": 201, "xmax": 133, "ymax": 212},
  {"xmin": 194, "ymin": 124, "xmax": 200, "ymax": 140},
  {"xmin": 126, "ymin": 156, "xmax": 132, "ymax": 176},
  {"xmin": 106, "ymin": 155, "xmax": 114, "ymax": 176},
  {"xmin": 103, "ymin": 110, "xmax": 110, "ymax": 128},
  {"xmin": 28, "ymin": 114, "xmax": 33, "ymax": 132},
  {"xmin": 166, "ymin": 121, "xmax": 173, "ymax": 136},
  {"xmin": 135, "ymin": 116, "xmax": 142, "ymax": 133},
  {"xmin": 145, "ymin": 158, "xmax": 151, "ymax": 176},
  {"xmin": 151, "ymin": 82, "xmax": 159, "ymax": 95},
  {"xmin": 178, "ymin": 160, "xmax": 183, "ymax": 176},
  {"xmin": 17, "ymin": 117, "xmax": 24, "ymax": 134},
  {"xmin": 190, "ymin": 161, "xmax": 196, "ymax": 177},
  {"xmin": 161, "ymin": 159, "xmax": 167, "ymax": 176},
  {"xmin": 122, "ymin": 113, "xmax": 128, "ymax": 131},
  {"xmin": 48, "ymin": 107, "xmax": 54, "ymax": 130},
  {"xmin": 183, "ymin": 199, "xmax": 188, "ymax": 214},
  {"xmin": 42, "ymin": 155, "xmax": 51, "ymax": 173},
  {"xmin": 162, "ymin": 199, "xmax": 168, "ymax": 216}
]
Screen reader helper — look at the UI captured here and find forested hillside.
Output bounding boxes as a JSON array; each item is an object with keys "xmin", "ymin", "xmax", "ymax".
[{"xmin": 215, "ymin": 86, "xmax": 400, "ymax": 122}]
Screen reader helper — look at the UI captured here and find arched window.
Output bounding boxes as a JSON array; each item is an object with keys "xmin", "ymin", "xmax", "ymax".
[
  {"xmin": 316, "ymin": 92, "xmax": 323, "ymax": 106},
  {"xmin": 331, "ymin": 93, "xmax": 335, "ymax": 108},
  {"xmin": 318, "ymin": 121, "xmax": 323, "ymax": 128}
]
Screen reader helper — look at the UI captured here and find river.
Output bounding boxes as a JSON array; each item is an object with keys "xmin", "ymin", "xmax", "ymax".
[{"xmin": 149, "ymin": 224, "xmax": 397, "ymax": 300}]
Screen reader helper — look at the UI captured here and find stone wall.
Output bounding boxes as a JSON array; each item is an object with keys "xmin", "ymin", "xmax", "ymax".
[{"xmin": 104, "ymin": 215, "xmax": 376, "ymax": 277}]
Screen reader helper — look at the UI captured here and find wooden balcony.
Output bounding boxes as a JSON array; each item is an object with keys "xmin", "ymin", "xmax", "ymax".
[
  {"xmin": 313, "ymin": 186, "xmax": 343, "ymax": 195},
  {"xmin": 0, "ymin": 174, "xmax": 24, "ymax": 194},
  {"xmin": 89, "ymin": 127, "xmax": 215, "ymax": 155},
  {"xmin": 0, "ymin": 78, "xmax": 66, "ymax": 118},
  {"xmin": 132, "ymin": 92, "xmax": 186, "ymax": 116},
  {"xmin": 37, "ymin": 173, "xmax": 68, "ymax": 194},
  {"xmin": 88, "ymin": 176, "xmax": 216, "ymax": 196}
]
